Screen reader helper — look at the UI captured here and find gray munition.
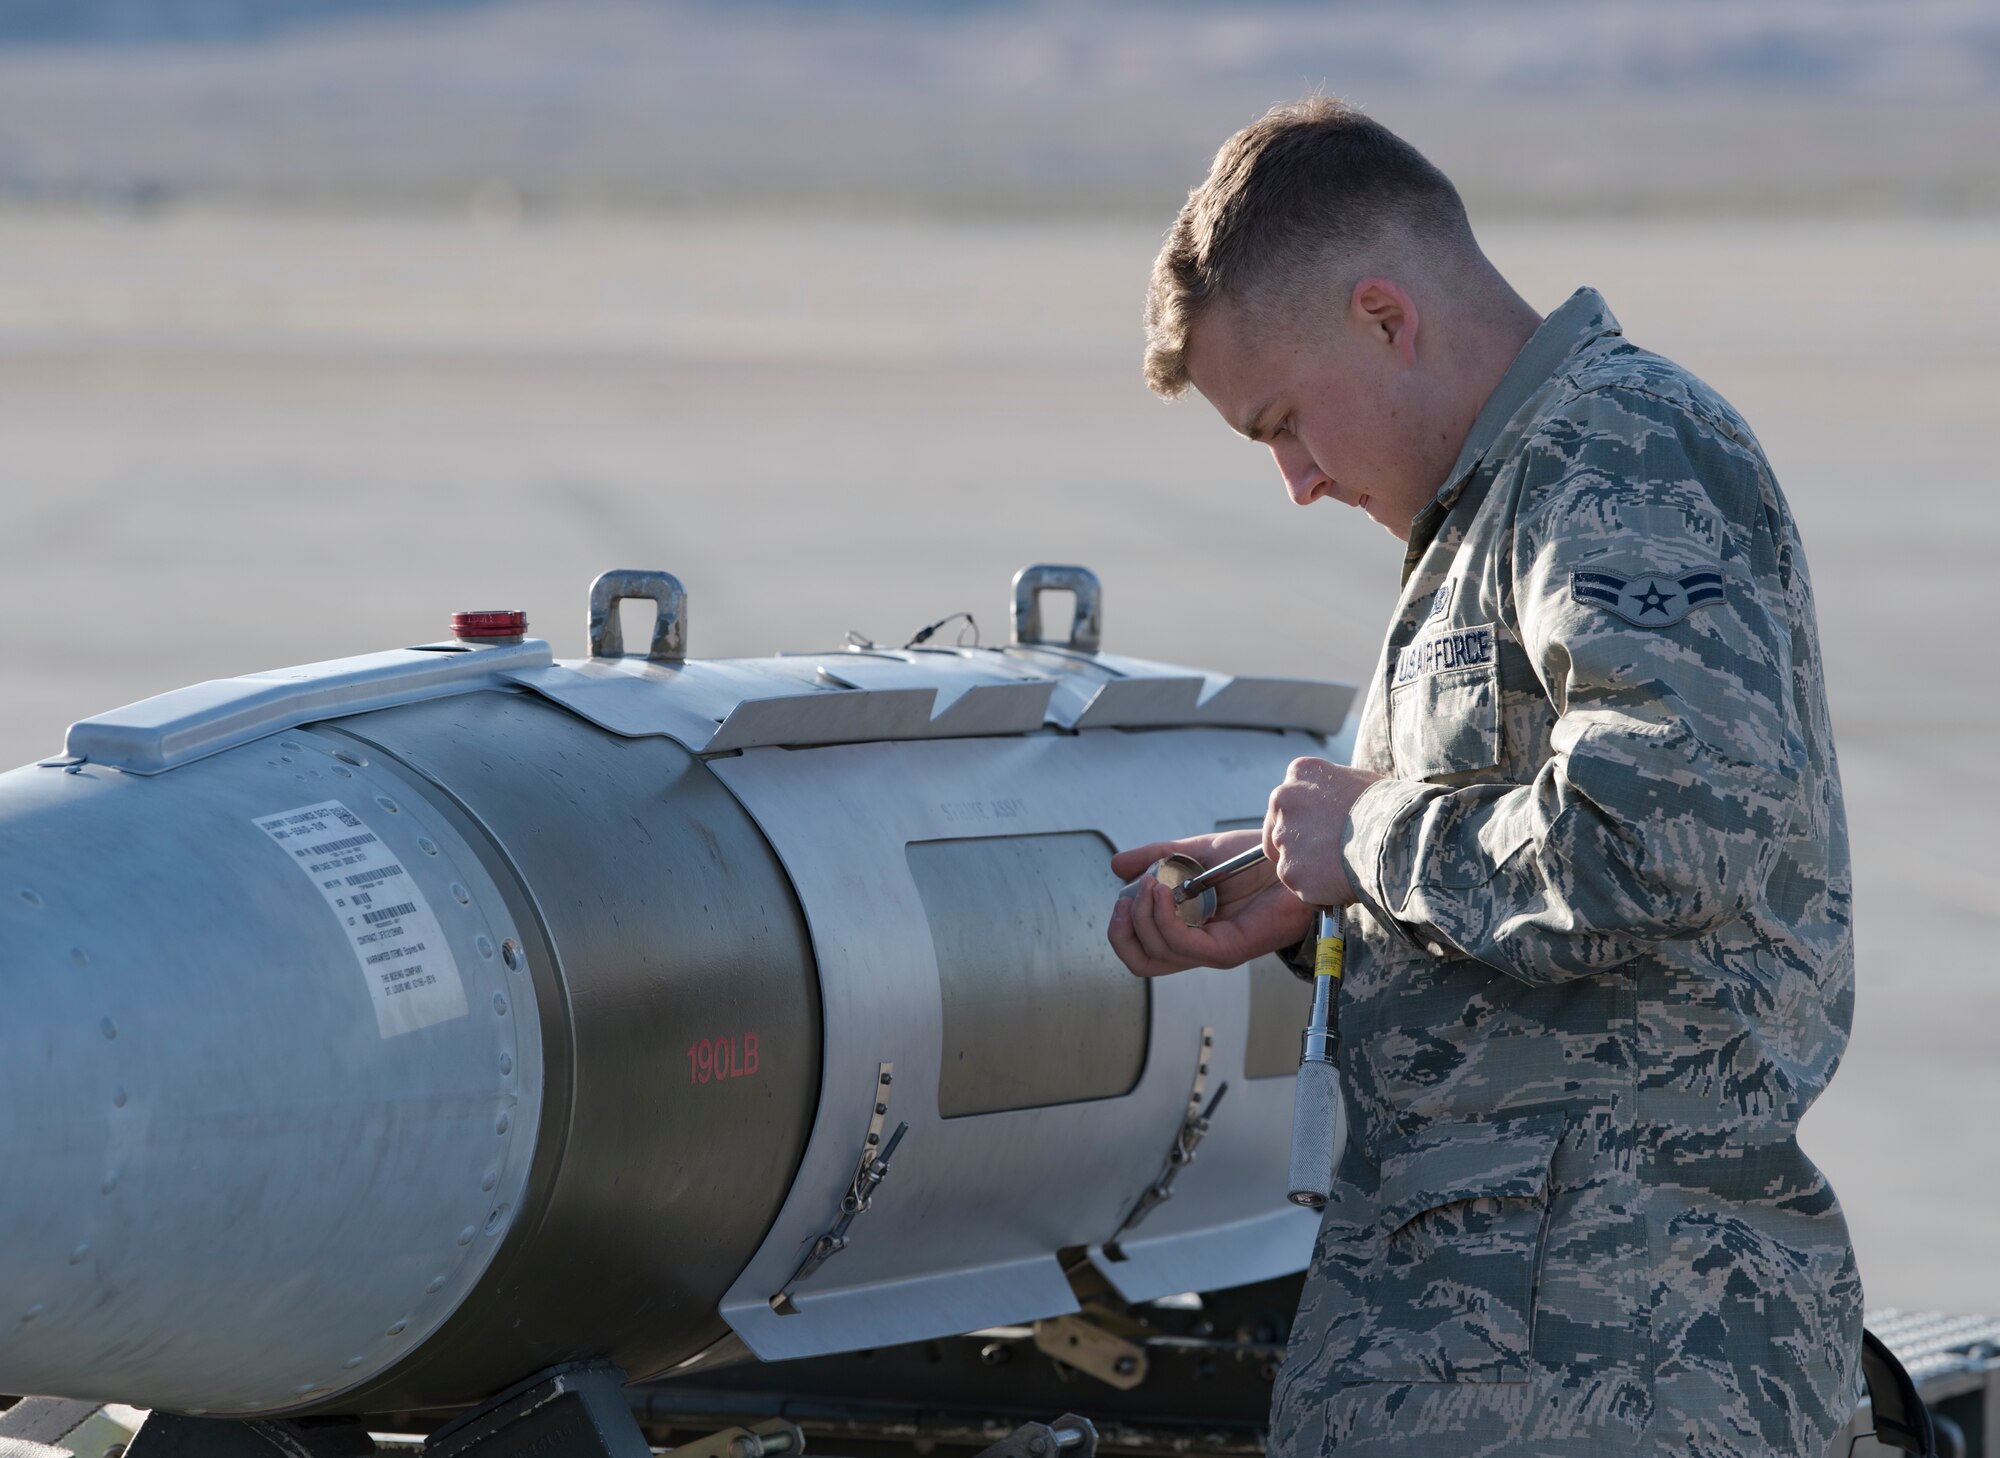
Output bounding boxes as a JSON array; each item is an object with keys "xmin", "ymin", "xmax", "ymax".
[{"xmin": 0, "ymin": 566, "xmax": 1353, "ymax": 1423}]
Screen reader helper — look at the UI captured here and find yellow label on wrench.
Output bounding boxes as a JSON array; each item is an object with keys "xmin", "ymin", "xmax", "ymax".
[{"xmin": 1314, "ymin": 934, "xmax": 1345, "ymax": 981}]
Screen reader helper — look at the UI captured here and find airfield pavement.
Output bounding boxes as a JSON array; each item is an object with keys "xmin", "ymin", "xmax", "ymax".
[{"xmin": 0, "ymin": 210, "xmax": 1995, "ymax": 1316}]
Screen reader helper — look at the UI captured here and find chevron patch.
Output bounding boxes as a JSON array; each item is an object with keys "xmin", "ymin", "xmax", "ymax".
[{"xmin": 1570, "ymin": 567, "xmax": 1723, "ymax": 627}]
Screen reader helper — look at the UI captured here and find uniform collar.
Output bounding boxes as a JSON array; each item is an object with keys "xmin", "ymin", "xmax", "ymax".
[{"xmin": 1400, "ymin": 287, "xmax": 1622, "ymax": 577}]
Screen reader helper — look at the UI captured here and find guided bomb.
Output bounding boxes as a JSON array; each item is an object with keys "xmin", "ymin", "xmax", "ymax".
[{"xmin": 0, "ymin": 566, "xmax": 1354, "ymax": 1432}]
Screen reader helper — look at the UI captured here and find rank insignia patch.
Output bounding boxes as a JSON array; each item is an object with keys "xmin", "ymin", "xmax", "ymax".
[{"xmin": 1571, "ymin": 568, "xmax": 1723, "ymax": 627}]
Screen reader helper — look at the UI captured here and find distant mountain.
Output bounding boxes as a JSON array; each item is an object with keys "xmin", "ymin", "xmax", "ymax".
[
  {"xmin": 0, "ymin": 0, "xmax": 1015, "ymax": 42},
  {"xmin": 0, "ymin": 0, "xmax": 1993, "ymax": 215},
  {"xmin": 0, "ymin": 0, "xmax": 496, "ymax": 44}
]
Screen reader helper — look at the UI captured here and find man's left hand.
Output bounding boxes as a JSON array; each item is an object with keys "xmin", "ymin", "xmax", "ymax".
[{"xmin": 1266, "ymin": 757, "xmax": 1382, "ymax": 908}]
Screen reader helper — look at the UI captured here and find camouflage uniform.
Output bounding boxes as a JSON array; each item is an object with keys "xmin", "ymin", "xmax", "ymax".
[{"xmin": 1269, "ymin": 289, "xmax": 1862, "ymax": 1456}]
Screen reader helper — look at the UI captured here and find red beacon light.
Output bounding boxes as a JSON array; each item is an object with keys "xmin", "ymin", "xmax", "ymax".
[{"xmin": 450, "ymin": 609, "xmax": 528, "ymax": 644}]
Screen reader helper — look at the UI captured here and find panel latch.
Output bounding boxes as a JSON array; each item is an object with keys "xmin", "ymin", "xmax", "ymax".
[{"xmin": 770, "ymin": 1063, "xmax": 908, "ymax": 1314}]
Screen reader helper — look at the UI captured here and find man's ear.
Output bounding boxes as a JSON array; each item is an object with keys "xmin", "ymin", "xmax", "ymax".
[{"xmin": 1349, "ymin": 277, "xmax": 1420, "ymax": 366}]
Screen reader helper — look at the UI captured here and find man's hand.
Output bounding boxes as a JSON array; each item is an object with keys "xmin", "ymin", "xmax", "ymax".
[
  {"xmin": 1107, "ymin": 829, "xmax": 1313, "ymax": 978},
  {"xmin": 1265, "ymin": 757, "xmax": 1380, "ymax": 908},
  {"xmin": 1106, "ymin": 760, "xmax": 1382, "ymax": 979}
]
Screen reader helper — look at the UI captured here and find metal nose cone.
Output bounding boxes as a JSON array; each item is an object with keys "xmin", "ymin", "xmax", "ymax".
[{"xmin": 0, "ymin": 735, "xmax": 541, "ymax": 1415}]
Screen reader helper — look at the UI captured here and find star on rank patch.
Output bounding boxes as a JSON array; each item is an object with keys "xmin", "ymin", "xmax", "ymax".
[{"xmin": 1571, "ymin": 567, "xmax": 1723, "ymax": 627}]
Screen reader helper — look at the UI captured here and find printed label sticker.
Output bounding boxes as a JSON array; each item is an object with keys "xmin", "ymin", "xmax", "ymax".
[{"xmin": 255, "ymin": 800, "xmax": 468, "ymax": 1038}]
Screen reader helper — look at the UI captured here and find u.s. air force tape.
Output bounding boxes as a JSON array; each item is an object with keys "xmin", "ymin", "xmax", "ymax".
[
  {"xmin": 1393, "ymin": 624, "xmax": 1494, "ymax": 686},
  {"xmin": 1571, "ymin": 567, "xmax": 1723, "ymax": 628}
]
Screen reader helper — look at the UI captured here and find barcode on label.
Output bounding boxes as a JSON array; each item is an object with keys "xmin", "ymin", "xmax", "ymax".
[
  {"xmin": 255, "ymin": 800, "xmax": 468, "ymax": 1039},
  {"xmin": 307, "ymin": 833, "xmax": 378, "ymax": 856}
]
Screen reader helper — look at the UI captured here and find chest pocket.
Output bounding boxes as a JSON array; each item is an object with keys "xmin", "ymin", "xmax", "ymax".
[{"xmin": 1388, "ymin": 622, "xmax": 1501, "ymax": 781}]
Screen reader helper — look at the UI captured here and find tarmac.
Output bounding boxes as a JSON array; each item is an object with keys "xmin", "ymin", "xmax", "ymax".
[{"xmin": 1, "ymin": 210, "xmax": 1994, "ymax": 1315}]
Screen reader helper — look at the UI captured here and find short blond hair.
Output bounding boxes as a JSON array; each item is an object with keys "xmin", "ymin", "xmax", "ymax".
[{"xmin": 1144, "ymin": 96, "xmax": 1473, "ymax": 398}]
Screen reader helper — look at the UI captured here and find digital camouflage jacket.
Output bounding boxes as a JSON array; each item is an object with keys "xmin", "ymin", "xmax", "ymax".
[{"xmin": 1269, "ymin": 289, "xmax": 1863, "ymax": 1456}]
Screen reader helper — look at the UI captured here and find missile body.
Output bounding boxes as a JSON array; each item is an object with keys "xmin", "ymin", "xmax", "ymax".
[{"xmin": 0, "ymin": 567, "xmax": 1354, "ymax": 1421}]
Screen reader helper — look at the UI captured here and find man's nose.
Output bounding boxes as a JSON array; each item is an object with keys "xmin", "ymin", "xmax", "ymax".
[{"xmin": 1272, "ymin": 442, "xmax": 1329, "ymax": 506}]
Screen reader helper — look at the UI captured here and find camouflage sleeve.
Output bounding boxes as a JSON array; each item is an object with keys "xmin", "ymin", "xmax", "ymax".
[{"xmin": 1342, "ymin": 385, "xmax": 1806, "ymax": 982}]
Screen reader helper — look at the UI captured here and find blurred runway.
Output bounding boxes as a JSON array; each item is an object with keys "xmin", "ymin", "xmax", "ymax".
[{"xmin": 1, "ymin": 211, "xmax": 1994, "ymax": 1312}]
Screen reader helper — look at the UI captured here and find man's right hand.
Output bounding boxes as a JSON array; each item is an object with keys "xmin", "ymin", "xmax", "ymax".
[{"xmin": 1107, "ymin": 829, "xmax": 1315, "ymax": 978}]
